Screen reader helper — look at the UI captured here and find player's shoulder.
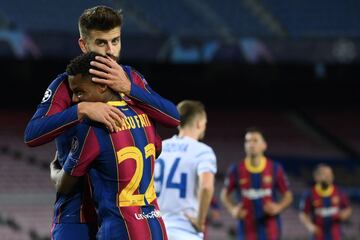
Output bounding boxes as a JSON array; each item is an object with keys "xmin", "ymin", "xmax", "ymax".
[
  {"xmin": 195, "ymin": 141, "xmax": 215, "ymax": 155},
  {"xmin": 49, "ymin": 72, "xmax": 68, "ymax": 86},
  {"xmin": 266, "ymin": 157, "xmax": 285, "ymax": 169},
  {"xmin": 182, "ymin": 137, "xmax": 215, "ymax": 157},
  {"xmin": 40, "ymin": 72, "xmax": 69, "ymax": 104},
  {"xmin": 333, "ymin": 185, "xmax": 346, "ymax": 195},
  {"xmin": 226, "ymin": 162, "xmax": 240, "ymax": 175},
  {"xmin": 121, "ymin": 65, "xmax": 147, "ymax": 83},
  {"xmin": 73, "ymin": 118, "xmax": 105, "ymax": 134}
]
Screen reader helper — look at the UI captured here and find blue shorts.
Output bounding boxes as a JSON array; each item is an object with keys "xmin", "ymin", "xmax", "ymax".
[{"xmin": 51, "ymin": 223, "xmax": 97, "ymax": 240}]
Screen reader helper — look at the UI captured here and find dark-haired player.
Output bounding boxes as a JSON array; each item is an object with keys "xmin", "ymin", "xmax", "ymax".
[
  {"xmin": 221, "ymin": 128, "xmax": 293, "ymax": 240},
  {"xmin": 24, "ymin": 6, "xmax": 179, "ymax": 240},
  {"xmin": 53, "ymin": 52, "xmax": 168, "ymax": 239},
  {"xmin": 299, "ymin": 164, "xmax": 352, "ymax": 240}
]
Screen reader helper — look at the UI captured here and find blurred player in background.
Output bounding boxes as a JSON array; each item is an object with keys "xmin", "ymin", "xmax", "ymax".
[
  {"xmin": 299, "ymin": 164, "xmax": 352, "ymax": 240},
  {"xmin": 52, "ymin": 52, "xmax": 169, "ymax": 239},
  {"xmin": 221, "ymin": 128, "xmax": 293, "ymax": 240},
  {"xmin": 25, "ymin": 5, "xmax": 180, "ymax": 240},
  {"xmin": 155, "ymin": 100, "xmax": 217, "ymax": 240}
]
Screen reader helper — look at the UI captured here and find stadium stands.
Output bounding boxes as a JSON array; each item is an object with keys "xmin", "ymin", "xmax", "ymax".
[
  {"xmin": 260, "ymin": 0, "xmax": 360, "ymax": 37},
  {"xmin": 303, "ymin": 107, "xmax": 360, "ymax": 152},
  {"xmin": 2, "ymin": 0, "xmax": 359, "ymax": 38}
]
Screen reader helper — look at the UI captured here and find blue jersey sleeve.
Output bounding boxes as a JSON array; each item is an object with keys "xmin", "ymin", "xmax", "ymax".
[
  {"xmin": 63, "ymin": 124, "xmax": 100, "ymax": 177},
  {"xmin": 123, "ymin": 66, "xmax": 180, "ymax": 127},
  {"xmin": 24, "ymin": 73, "xmax": 80, "ymax": 147}
]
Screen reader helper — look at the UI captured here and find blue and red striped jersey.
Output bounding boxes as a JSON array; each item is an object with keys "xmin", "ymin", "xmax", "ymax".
[
  {"xmin": 24, "ymin": 66, "xmax": 180, "ymax": 147},
  {"xmin": 53, "ymin": 127, "xmax": 98, "ymax": 224},
  {"xmin": 300, "ymin": 184, "xmax": 350, "ymax": 240},
  {"xmin": 224, "ymin": 157, "xmax": 290, "ymax": 240},
  {"xmin": 63, "ymin": 101, "xmax": 167, "ymax": 240}
]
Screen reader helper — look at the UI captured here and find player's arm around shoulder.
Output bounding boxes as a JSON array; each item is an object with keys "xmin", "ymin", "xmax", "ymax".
[
  {"xmin": 24, "ymin": 73, "xmax": 76, "ymax": 146},
  {"xmin": 124, "ymin": 67, "xmax": 180, "ymax": 127},
  {"xmin": 90, "ymin": 59, "xmax": 180, "ymax": 127},
  {"xmin": 24, "ymin": 73, "xmax": 125, "ymax": 147}
]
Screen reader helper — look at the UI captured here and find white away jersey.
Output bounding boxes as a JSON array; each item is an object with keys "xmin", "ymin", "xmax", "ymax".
[{"xmin": 155, "ymin": 135, "xmax": 217, "ymax": 234}]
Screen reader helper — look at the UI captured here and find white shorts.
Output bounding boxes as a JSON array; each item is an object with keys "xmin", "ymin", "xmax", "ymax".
[{"xmin": 166, "ymin": 227, "xmax": 203, "ymax": 240}]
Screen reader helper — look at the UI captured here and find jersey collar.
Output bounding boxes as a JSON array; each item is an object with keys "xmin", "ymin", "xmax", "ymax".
[
  {"xmin": 245, "ymin": 156, "xmax": 267, "ymax": 173},
  {"xmin": 107, "ymin": 100, "xmax": 127, "ymax": 107},
  {"xmin": 315, "ymin": 183, "xmax": 334, "ymax": 197}
]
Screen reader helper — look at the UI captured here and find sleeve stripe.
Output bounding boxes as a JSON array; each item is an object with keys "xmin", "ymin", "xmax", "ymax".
[
  {"xmin": 45, "ymin": 81, "xmax": 67, "ymax": 116},
  {"xmin": 195, "ymin": 151, "xmax": 213, "ymax": 158},
  {"xmin": 25, "ymin": 119, "xmax": 79, "ymax": 146},
  {"xmin": 127, "ymin": 95, "xmax": 180, "ymax": 123}
]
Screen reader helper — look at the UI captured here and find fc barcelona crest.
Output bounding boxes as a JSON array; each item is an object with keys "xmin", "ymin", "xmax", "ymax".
[
  {"xmin": 263, "ymin": 175, "xmax": 272, "ymax": 184},
  {"xmin": 239, "ymin": 178, "xmax": 247, "ymax": 185},
  {"xmin": 332, "ymin": 196, "xmax": 340, "ymax": 205}
]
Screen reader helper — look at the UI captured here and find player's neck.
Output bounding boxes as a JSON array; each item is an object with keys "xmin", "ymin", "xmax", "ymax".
[
  {"xmin": 106, "ymin": 93, "xmax": 122, "ymax": 102},
  {"xmin": 178, "ymin": 128, "xmax": 199, "ymax": 141},
  {"xmin": 248, "ymin": 155, "xmax": 264, "ymax": 167}
]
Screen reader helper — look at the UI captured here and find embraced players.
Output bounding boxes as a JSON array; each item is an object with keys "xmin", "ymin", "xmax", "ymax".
[
  {"xmin": 299, "ymin": 164, "xmax": 352, "ymax": 240},
  {"xmin": 52, "ymin": 52, "xmax": 168, "ymax": 239},
  {"xmin": 221, "ymin": 128, "xmax": 293, "ymax": 240},
  {"xmin": 155, "ymin": 100, "xmax": 217, "ymax": 240},
  {"xmin": 24, "ymin": 6, "xmax": 179, "ymax": 240}
]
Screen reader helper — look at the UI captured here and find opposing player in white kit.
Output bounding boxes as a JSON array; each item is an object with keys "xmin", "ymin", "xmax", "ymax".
[{"xmin": 155, "ymin": 100, "xmax": 217, "ymax": 240}]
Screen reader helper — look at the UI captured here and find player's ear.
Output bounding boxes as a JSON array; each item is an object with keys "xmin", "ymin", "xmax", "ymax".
[
  {"xmin": 97, "ymin": 84, "xmax": 108, "ymax": 93},
  {"xmin": 195, "ymin": 118, "xmax": 202, "ymax": 129},
  {"xmin": 263, "ymin": 141, "xmax": 268, "ymax": 152},
  {"xmin": 79, "ymin": 38, "xmax": 87, "ymax": 53}
]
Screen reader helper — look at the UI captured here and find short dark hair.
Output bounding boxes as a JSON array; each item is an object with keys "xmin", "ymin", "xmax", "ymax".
[
  {"xmin": 79, "ymin": 6, "xmax": 123, "ymax": 39},
  {"xmin": 245, "ymin": 127, "xmax": 266, "ymax": 141},
  {"xmin": 177, "ymin": 100, "xmax": 205, "ymax": 128},
  {"xmin": 66, "ymin": 52, "xmax": 102, "ymax": 77},
  {"xmin": 313, "ymin": 163, "xmax": 331, "ymax": 176}
]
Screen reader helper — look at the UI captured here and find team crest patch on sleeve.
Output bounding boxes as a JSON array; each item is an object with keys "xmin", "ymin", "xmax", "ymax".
[
  {"xmin": 263, "ymin": 175, "xmax": 272, "ymax": 184},
  {"xmin": 70, "ymin": 136, "xmax": 79, "ymax": 153},
  {"xmin": 332, "ymin": 196, "xmax": 340, "ymax": 205},
  {"xmin": 41, "ymin": 89, "xmax": 52, "ymax": 103}
]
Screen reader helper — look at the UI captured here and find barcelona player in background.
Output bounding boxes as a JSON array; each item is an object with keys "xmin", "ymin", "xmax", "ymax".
[
  {"xmin": 155, "ymin": 100, "xmax": 217, "ymax": 240},
  {"xmin": 221, "ymin": 128, "xmax": 293, "ymax": 240},
  {"xmin": 52, "ymin": 52, "xmax": 168, "ymax": 239},
  {"xmin": 299, "ymin": 164, "xmax": 352, "ymax": 240},
  {"xmin": 25, "ymin": 6, "xmax": 179, "ymax": 240}
]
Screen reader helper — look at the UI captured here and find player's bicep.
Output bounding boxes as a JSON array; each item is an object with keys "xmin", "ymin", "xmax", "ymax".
[
  {"xmin": 196, "ymin": 151, "xmax": 217, "ymax": 175},
  {"xmin": 199, "ymin": 171, "xmax": 215, "ymax": 190},
  {"xmin": 299, "ymin": 192, "xmax": 312, "ymax": 214},
  {"xmin": 24, "ymin": 75, "xmax": 77, "ymax": 146},
  {"xmin": 340, "ymin": 192, "xmax": 350, "ymax": 209},
  {"xmin": 223, "ymin": 165, "xmax": 237, "ymax": 194},
  {"xmin": 34, "ymin": 75, "xmax": 72, "ymax": 117}
]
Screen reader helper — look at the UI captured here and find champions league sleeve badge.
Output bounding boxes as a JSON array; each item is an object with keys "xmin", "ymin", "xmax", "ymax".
[
  {"xmin": 70, "ymin": 136, "xmax": 79, "ymax": 154},
  {"xmin": 41, "ymin": 89, "xmax": 52, "ymax": 103}
]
